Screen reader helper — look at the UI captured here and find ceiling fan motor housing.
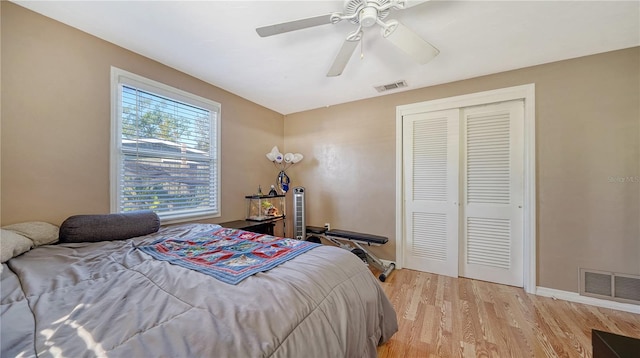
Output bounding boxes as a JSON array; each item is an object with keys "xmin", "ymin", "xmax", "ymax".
[
  {"xmin": 360, "ymin": 7, "xmax": 378, "ymax": 27},
  {"xmin": 345, "ymin": 0, "xmax": 390, "ymax": 25}
]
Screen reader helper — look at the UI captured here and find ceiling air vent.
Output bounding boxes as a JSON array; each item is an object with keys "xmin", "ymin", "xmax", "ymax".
[{"xmin": 374, "ymin": 80, "xmax": 408, "ymax": 93}]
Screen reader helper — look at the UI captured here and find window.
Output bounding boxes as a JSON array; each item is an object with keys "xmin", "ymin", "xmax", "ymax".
[{"xmin": 111, "ymin": 68, "xmax": 220, "ymax": 222}]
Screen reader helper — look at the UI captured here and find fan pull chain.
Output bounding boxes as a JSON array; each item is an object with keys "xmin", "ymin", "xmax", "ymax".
[{"xmin": 360, "ymin": 31, "xmax": 364, "ymax": 59}]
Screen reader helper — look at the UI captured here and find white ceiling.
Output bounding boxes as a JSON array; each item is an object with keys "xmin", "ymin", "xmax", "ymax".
[{"xmin": 13, "ymin": 0, "xmax": 640, "ymax": 115}]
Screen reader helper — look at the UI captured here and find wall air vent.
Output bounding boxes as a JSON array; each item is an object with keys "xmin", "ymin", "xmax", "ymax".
[
  {"xmin": 580, "ymin": 268, "xmax": 640, "ymax": 304},
  {"xmin": 374, "ymin": 80, "xmax": 408, "ymax": 93}
]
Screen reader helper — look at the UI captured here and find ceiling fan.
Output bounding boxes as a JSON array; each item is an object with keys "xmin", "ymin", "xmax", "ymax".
[{"xmin": 256, "ymin": 0, "xmax": 439, "ymax": 77}]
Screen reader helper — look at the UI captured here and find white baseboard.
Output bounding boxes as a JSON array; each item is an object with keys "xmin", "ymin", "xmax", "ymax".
[{"xmin": 536, "ymin": 287, "xmax": 640, "ymax": 314}]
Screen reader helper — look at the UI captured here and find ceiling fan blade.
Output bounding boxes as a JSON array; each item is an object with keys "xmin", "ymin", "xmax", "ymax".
[
  {"xmin": 382, "ymin": 21, "xmax": 439, "ymax": 64},
  {"xmin": 256, "ymin": 14, "xmax": 334, "ymax": 37},
  {"xmin": 327, "ymin": 39, "xmax": 359, "ymax": 77},
  {"xmin": 399, "ymin": 0, "xmax": 430, "ymax": 9}
]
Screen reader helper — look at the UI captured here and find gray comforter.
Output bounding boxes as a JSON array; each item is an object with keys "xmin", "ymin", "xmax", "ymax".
[{"xmin": 1, "ymin": 224, "xmax": 397, "ymax": 357}]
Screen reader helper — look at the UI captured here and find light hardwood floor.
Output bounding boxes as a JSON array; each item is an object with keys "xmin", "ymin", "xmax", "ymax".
[{"xmin": 374, "ymin": 268, "xmax": 640, "ymax": 358}]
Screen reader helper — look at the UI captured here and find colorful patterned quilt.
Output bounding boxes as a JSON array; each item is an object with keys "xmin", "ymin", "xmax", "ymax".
[{"xmin": 137, "ymin": 227, "xmax": 319, "ymax": 284}]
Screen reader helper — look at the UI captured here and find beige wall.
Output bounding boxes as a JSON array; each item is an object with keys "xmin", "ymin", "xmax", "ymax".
[
  {"xmin": 285, "ymin": 47, "xmax": 640, "ymax": 292},
  {"xmin": 1, "ymin": 2, "xmax": 283, "ymax": 226},
  {"xmin": 2, "ymin": 2, "xmax": 638, "ymax": 294}
]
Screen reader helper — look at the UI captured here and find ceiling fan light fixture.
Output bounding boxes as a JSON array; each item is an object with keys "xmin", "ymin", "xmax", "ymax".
[{"xmin": 359, "ymin": 7, "xmax": 378, "ymax": 27}]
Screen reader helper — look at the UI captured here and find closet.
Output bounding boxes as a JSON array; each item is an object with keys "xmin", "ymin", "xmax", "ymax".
[{"xmin": 396, "ymin": 85, "xmax": 534, "ymax": 289}]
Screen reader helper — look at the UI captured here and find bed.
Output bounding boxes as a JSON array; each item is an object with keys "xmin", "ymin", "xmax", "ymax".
[{"xmin": 1, "ymin": 216, "xmax": 398, "ymax": 357}]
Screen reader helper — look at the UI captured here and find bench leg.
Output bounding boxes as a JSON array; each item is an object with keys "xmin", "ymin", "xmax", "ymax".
[
  {"xmin": 379, "ymin": 263, "xmax": 395, "ymax": 282},
  {"xmin": 353, "ymin": 242, "xmax": 395, "ymax": 282}
]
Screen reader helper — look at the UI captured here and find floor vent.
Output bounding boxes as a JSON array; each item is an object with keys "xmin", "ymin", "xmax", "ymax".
[
  {"xmin": 374, "ymin": 80, "xmax": 407, "ymax": 93},
  {"xmin": 580, "ymin": 269, "xmax": 640, "ymax": 304}
]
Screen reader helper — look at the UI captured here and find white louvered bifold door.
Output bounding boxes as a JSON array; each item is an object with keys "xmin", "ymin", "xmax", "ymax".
[
  {"xmin": 403, "ymin": 109, "xmax": 459, "ymax": 277},
  {"xmin": 460, "ymin": 100, "xmax": 524, "ymax": 287}
]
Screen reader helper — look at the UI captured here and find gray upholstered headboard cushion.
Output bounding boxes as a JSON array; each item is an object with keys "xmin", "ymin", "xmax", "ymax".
[{"xmin": 59, "ymin": 211, "xmax": 160, "ymax": 243}]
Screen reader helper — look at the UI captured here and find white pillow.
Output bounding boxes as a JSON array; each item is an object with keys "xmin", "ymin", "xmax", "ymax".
[
  {"xmin": 2, "ymin": 221, "xmax": 59, "ymax": 246},
  {"xmin": 0, "ymin": 229, "xmax": 33, "ymax": 263}
]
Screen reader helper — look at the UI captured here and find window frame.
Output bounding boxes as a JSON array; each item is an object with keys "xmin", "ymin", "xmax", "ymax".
[{"xmin": 110, "ymin": 67, "xmax": 221, "ymax": 223}]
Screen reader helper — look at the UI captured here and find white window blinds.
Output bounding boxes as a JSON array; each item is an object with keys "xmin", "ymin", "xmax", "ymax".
[{"xmin": 111, "ymin": 68, "xmax": 220, "ymax": 222}]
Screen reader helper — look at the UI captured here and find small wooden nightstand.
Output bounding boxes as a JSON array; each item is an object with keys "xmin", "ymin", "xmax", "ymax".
[{"xmin": 220, "ymin": 217, "xmax": 284, "ymax": 236}]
